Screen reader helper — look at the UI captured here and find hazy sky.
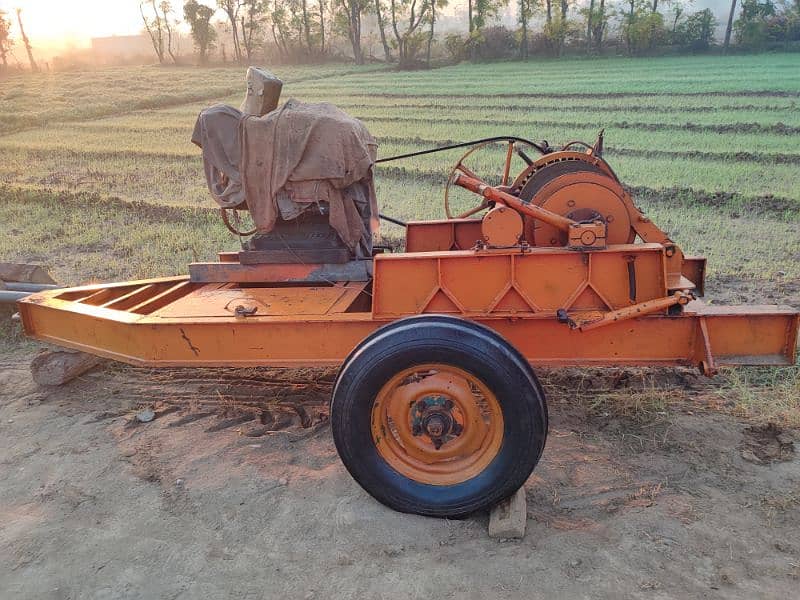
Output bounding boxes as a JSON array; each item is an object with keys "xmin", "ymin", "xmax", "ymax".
[{"xmin": 1, "ymin": 0, "xmax": 143, "ymax": 48}]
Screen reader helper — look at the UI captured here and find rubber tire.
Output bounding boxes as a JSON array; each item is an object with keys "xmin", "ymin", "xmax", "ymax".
[{"xmin": 331, "ymin": 315, "xmax": 548, "ymax": 518}]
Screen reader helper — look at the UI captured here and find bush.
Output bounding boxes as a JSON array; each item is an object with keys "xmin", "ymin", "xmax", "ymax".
[
  {"xmin": 543, "ymin": 17, "xmax": 572, "ymax": 57},
  {"xmin": 735, "ymin": 0, "xmax": 777, "ymax": 48},
  {"xmin": 466, "ymin": 26, "xmax": 516, "ymax": 60},
  {"xmin": 674, "ymin": 9, "xmax": 718, "ymax": 51},
  {"xmin": 444, "ymin": 33, "xmax": 467, "ymax": 63},
  {"xmin": 623, "ymin": 11, "xmax": 668, "ymax": 55}
]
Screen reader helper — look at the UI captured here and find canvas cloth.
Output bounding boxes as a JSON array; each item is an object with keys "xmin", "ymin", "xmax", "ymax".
[
  {"xmin": 191, "ymin": 104, "xmax": 246, "ymax": 209},
  {"xmin": 240, "ymin": 99, "xmax": 379, "ymax": 251},
  {"xmin": 192, "ymin": 100, "xmax": 378, "ymax": 252}
]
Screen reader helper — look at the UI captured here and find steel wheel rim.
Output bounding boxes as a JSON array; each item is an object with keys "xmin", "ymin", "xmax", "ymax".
[{"xmin": 371, "ymin": 363, "xmax": 504, "ymax": 486}]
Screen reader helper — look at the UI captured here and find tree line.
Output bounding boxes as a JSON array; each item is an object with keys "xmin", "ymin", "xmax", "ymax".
[{"xmin": 0, "ymin": 1, "xmax": 797, "ymax": 74}]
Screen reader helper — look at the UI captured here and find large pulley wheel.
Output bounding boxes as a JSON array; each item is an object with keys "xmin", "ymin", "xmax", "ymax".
[
  {"xmin": 331, "ymin": 315, "xmax": 548, "ymax": 517},
  {"xmin": 444, "ymin": 139, "xmax": 541, "ymax": 219},
  {"xmin": 512, "ymin": 153, "xmax": 635, "ymax": 247}
]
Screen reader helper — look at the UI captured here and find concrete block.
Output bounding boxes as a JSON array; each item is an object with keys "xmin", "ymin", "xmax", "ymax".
[{"xmin": 488, "ymin": 486, "xmax": 527, "ymax": 539}]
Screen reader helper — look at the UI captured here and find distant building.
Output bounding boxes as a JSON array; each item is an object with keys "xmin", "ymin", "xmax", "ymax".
[{"xmin": 91, "ymin": 34, "xmax": 154, "ymax": 64}]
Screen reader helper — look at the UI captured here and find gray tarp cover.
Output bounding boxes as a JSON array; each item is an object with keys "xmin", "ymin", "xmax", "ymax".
[{"xmin": 193, "ymin": 100, "xmax": 378, "ymax": 252}]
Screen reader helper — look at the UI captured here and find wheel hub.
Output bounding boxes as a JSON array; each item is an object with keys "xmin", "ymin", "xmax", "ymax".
[
  {"xmin": 411, "ymin": 395, "xmax": 464, "ymax": 449},
  {"xmin": 370, "ymin": 365, "xmax": 505, "ymax": 486}
]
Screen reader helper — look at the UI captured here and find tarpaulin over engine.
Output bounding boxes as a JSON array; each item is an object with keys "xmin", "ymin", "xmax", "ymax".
[{"xmin": 192, "ymin": 100, "xmax": 378, "ymax": 253}]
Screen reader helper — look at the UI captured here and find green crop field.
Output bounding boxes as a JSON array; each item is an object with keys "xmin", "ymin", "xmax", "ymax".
[
  {"xmin": 0, "ymin": 53, "xmax": 798, "ymax": 423},
  {"xmin": 2, "ymin": 54, "xmax": 799, "ymax": 281}
]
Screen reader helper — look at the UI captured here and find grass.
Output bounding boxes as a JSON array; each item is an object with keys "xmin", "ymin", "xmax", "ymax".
[
  {"xmin": 0, "ymin": 63, "xmax": 385, "ymax": 134},
  {"xmin": 1, "ymin": 55, "xmax": 798, "ymax": 426},
  {"xmin": 0, "ymin": 186, "xmax": 234, "ymax": 284},
  {"xmin": 715, "ymin": 367, "xmax": 800, "ymax": 428}
]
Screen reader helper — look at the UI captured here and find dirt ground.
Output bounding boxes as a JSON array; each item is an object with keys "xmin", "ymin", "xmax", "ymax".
[{"xmin": 1, "ymin": 348, "xmax": 798, "ymax": 600}]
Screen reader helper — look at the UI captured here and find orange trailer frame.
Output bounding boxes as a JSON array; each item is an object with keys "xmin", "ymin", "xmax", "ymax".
[{"xmin": 18, "ymin": 239, "xmax": 798, "ymax": 375}]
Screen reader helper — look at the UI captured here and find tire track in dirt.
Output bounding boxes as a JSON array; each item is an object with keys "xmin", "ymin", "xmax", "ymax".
[{"xmin": 103, "ymin": 365, "xmax": 336, "ymax": 438}]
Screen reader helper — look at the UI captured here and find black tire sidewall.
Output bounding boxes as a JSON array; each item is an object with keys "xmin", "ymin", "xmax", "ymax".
[{"xmin": 332, "ymin": 317, "xmax": 547, "ymax": 517}]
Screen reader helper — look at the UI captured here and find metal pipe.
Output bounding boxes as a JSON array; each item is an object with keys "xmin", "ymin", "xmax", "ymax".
[
  {"xmin": 579, "ymin": 291, "xmax": 692, "ymax": 332},
  {"xmin": 2, "ymin": 282, "xmax": 60, "ymax": 293},
  {"xmin": 0, "ymin": 290, "xmax": 29, "ymax": 303},
  {"xmin": 452, "ymin": 172, "xmax": 576, "ymax": 232}
]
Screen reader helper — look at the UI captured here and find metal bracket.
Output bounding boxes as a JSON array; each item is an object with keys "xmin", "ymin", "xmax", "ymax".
[{"xmin": 697, "ymin": 316, "xmax": 718, "ymax": 376}]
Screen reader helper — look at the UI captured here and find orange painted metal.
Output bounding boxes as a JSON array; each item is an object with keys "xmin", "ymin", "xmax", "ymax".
[
  {"xmin": 14, "ymin": 148, "xmax": 799, "ymax": 378},
  {"xmin": 452, "ymin": 171, "xmax": 576, "ymax": 233},
  {"xmin": 371, "ymin": 364, "xmax": 504, "ymax": 485},
  {"xmin": 371, "ymin": 246, "xmax": 668, "ymax": 318},
  {"xmin": 18, "ymin": 245, "xmax": 798, "ymax": 373},
  {"xmin": 18, "ymin": 282, "xmax": 798, "ymax": 372},
  {"xmin": 405, "ymin": 220, "xmax": 483, "ymax": 252},
  {"xmin": 529, "ymin": 172, "xmax": 633, "ymax": 247},
  {"xmin": 480, "ymin": 206, "xmax": 523, "ymax": 247},
  {"xmin": 681, "ymin": 256, "xmax": 706, "ymax": 296},
  {"xmin": 578, "ymin": 290, "xmax": 692, "ymax": 331}
]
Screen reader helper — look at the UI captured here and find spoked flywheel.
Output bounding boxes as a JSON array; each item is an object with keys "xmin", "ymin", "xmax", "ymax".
[
  {"xmin": 331, "ymin": 315, "xmax": 548, "ymax": 518},
  {"xmin": 444, "ymin": 138, "xmax": 543, "ymax": 220}
]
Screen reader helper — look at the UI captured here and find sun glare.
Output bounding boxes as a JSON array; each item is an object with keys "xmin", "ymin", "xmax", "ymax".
[{"xmin": 3, "ymin": 0, "xmax": 142, "ymax": 49}]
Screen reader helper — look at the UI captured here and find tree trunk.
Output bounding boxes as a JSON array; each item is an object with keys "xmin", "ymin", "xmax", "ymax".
[
  {"xmin": 270, "ymin": 24, "xmax": 285, "ymax": 60},
  {"xmin": 723, "ymin": 0, "xmax": 737, "ymax": 52},
  {"xmin": 627, "ymin": 0, "xmax": 635, "ymax": 54},
  {"xmin": 223, "ymin": 5, "xmax": 242, "ymax": 63},
  {"xmin": 319, "ymin": 0, "xmax": 326, "ymax": 54},
  {"xmin": 30, "ymin": 349, "xmax": 102, "ymax": 387},
  {"xmin": 468, "ymin": 0, "xmax": 473, "ymax": 32},
  {"xmin": 375, "ymin": 0, "xmax": 392, "ymax": 62},
  {"xmin": 353, "ymin": 2, "xmax": 363, "ymax": 65},
  {"xmin": 343, "ymin": 0, "xmax": 363, "ymax": 65},
  {"xmin": 652, "ymin": 0, "xmax": 658, "ymax": 13},
  {"xmin": 140, "ymin": 2, "xmax": 165, "ymax": 63},
  {"xmin": 587, "ymin": 0, "xmax": 594, "ymax": 53},
  {"xmin": 15, "ymin": 9, "xmax": 38, "ymax": 72},
  {"xmin": 561, "ymin": 0, "xmax": 568, "ymax": 19},
  {"xmin": 546, "ymin": 0, "xmax": 552, "ymax": 23},
  {"xmin": 389, "ymin": 0, "xmax": 403, "ymax": 62},
  {"xmin": 239, "ymin": 15, "xmax": 249, "ymax": 62},
  {"xmin": 426, "ymin": 0, "xmax": 435, "ymax": 66},
  {"xmin": 597, "ymin": 0, "xmax": 605, "ymax": 52},
  {"xmin": 162, "ymin": 6, "xmax": 177, "ymax": 64},
  {"xmin": 301, "ymin": 0, "xmax": 313, "ymax": 54}
]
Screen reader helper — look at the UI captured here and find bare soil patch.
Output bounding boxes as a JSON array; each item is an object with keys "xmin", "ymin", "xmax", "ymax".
[{"xmin": 1, "ymin": 351, "xmax": 799, "ymax": 599}]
